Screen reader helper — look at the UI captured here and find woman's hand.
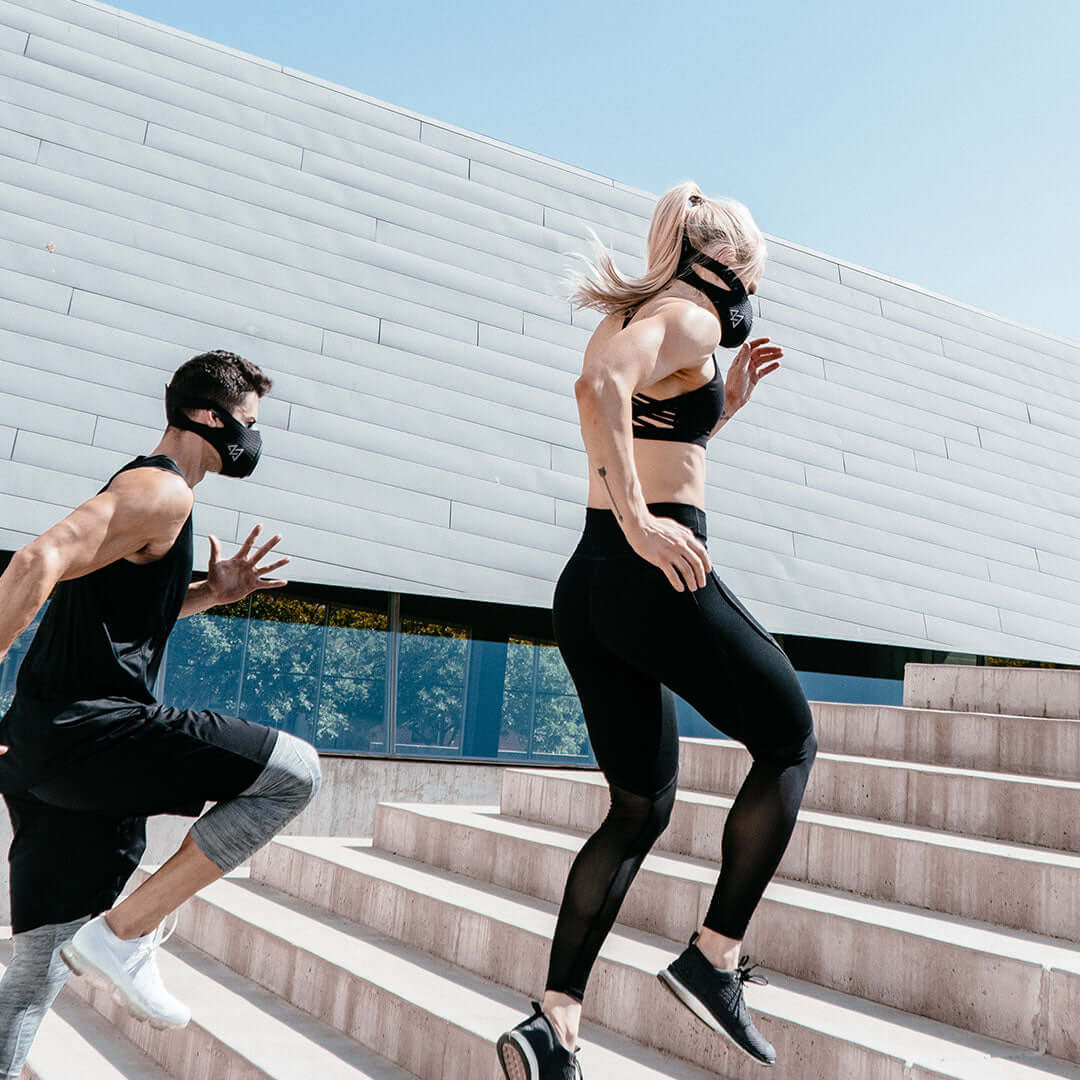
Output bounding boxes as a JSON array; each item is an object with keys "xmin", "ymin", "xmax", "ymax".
[
  {"xmin": 724, "ymin": 337, "xmax": 783, "ymax": 415},
  {"xmin": 204, "ymin": 525, "xmax": 290, "ymax": 606},
  {"xmin": 625, "ymin": 514, "xmax": 711, "ymax": 592}
]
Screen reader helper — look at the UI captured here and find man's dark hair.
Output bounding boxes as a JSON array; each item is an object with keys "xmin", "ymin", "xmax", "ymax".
[{"xmin": 165, "ymin": 350, "xmax": 272, "ymax": 426}]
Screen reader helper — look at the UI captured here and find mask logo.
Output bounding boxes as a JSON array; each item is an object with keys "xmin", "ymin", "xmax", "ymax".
[
  {"xmin": 227, "ymin": 444, "xmax": 243, "ymax": 461},
  {"xmin": 730, "ymin": 310, "xmax": 745, "ymax": 327}
]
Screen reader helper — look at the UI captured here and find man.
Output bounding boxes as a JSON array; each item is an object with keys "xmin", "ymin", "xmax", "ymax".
[{"xmin": 0, "ymin": 351, "xmax": 321, "ymax": 1077}]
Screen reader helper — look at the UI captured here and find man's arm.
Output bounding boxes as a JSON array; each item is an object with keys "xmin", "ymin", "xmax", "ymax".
[{"xmin": 0, "ymin": 469, "xmax": 192, "ymax": 661}]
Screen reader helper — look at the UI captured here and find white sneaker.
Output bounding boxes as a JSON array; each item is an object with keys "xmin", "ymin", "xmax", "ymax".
[{"xmin": 60, "ymin": 913, "xmax": 190, "ymax": 1029}]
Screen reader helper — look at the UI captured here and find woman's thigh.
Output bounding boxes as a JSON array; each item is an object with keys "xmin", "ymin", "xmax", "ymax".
[
  {"xmin": 589, "ymin": 562, "xmax": 812, "ymax": 757},
  {"xmin": 554, "ymin": 554, "xmax": 680, "ymax": 797}
]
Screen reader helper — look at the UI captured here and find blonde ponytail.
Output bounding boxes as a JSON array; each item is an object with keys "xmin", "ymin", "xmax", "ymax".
[{"xmin": 570, "ymin": 182, "xmax": 767, "ymax": 316}]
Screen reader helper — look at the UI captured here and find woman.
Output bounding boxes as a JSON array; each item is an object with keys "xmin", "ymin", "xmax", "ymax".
[{"xmin": 496, "ymin": 184, "xmax": 817, "ymax": 1079}]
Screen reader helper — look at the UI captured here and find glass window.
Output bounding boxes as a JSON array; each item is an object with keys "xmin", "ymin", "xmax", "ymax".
[
  {"xmin": 500, "ymin": 637, "xmax": 590, "ymax": 763},
  {"xmin": 162, "ymin": 598, "xmax": 250, "ymax": 715},
  {"xmin": 396, "ymin": 617, "xmax": 469, "ymax": 755},
  {"xmin": 499, "ymin": 637, "xmax": 536, "ymax": 757},
  {"xmin": 318, "ymin": 603, "xmax": 390, "ymax": 753},
  {"xmin": 240, "ymin": 594, "xmax": 327, "ymax": 741},
  {"xmin": 532, "ymin": 642, "xmax": 590, "ymax": 760}
]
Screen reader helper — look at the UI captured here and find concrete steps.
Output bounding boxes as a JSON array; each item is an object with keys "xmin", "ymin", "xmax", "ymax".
[
  {"xmin": 243, "ymin": 836, "xmax": 1080, "ymax": 1080},
  {"xmin": 497, "ymin": 766, "xmax": 1080, "ymax": 943},
  {"xmin": 25, "ymin": 994, "xmax": 173, "ymax": 1080},
  {"xmin": 679, "ymin": 737, "xmax": 1080, "ymax": 851},
  {"xmin": 63, "ymin": 921, "xmax": 415, "ymax": 1080},
  {"xmin": 164, "ymin": 875, "xmax": 718, "ymax": 1080},
  {"xmin": 364, "ymin": 804, "xmax": 1080, "ymax": 1054},
  {"xmin": 903, "ymin": 664, "xmax": 1080, "ymax": 720},
  {"xmin": 810, "ymin": 700, "xmax": 1080, "ymax": 780}
]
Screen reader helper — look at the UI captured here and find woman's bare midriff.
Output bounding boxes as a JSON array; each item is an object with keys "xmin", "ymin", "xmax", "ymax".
[{"xmin": 586, "ymin": 438, "xmax": 708, "ymax": 511}]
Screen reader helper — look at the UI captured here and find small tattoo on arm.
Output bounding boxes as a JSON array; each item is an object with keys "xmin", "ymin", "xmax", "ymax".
[{"xmin": 597, "ymin": 466, "xmax": 624, "ymax": 522}]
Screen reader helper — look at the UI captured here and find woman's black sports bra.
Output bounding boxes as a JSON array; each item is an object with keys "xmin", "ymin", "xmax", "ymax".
[{"xmin": 624, "ymin": 307, "xmax": 725, "ymax": 448}]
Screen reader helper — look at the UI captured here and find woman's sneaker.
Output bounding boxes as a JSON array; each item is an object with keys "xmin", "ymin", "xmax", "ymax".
[
  {"xmin": 496, "ymin": 1001, "xmax": 582, "ymax": 1080},
  {"xmin": 657, "ymin": 934, "xmax": 775, "ymax": 1066},
  {"xmin": 60, "ymin": 913, "xmax": 190, "ymax": 1030}
]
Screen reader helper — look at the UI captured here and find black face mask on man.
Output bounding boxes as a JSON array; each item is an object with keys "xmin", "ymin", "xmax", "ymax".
[
  {"xmin": 674, "ymin": 235, "xmax": 754, "ymax": 349},
  {"xmin": 164, "ymin": 386, "xmax": 263, "ymax": 478}
]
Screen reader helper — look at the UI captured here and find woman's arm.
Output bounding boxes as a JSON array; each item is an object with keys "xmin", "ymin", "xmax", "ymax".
[
  {"xmin": 574, "ymin": 318, "xmax": 661, "ymax": 533},
  {"xmin": 575, "ymin": 305, "xmax": 714, "ymax": 591},
  {"xmin": 710, "ymin": 337, "xmax": 784, "ymax": 438}
]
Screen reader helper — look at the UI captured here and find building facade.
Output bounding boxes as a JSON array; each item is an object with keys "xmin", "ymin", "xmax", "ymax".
[{"xmin": 0, "ymin": 0, "xmax": 1077, "ymax": 765}]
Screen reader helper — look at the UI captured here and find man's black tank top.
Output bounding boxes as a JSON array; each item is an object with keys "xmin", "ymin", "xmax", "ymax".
[
  {"xmin": 14, "ymin": 455, "xmax": 193, "ymax": 710},
  {"xmin": 0, "ymin": 456, "xmax": 193, "ymax": 782}
]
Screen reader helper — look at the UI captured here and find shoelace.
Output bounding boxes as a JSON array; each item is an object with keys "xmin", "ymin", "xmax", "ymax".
[
  {"xmin": 123, "ymin": 913, "xmax": 178, "ymax": 977},
  {"xmin": 147, "ymin": 913, "xmax": 179, "ymax": 952},
  {"xmin": 735, "ymin": 956, "xmax": 769, "ymax": 987}
]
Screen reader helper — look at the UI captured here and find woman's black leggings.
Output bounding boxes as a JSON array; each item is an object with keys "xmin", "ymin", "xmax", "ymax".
[{"xmin": 545, "ymin": 503, "xmax": 817, "ymax": 1002}]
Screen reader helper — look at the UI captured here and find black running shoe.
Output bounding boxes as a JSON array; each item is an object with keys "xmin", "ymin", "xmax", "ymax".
[
  {"xmin": 496, "ymin": 1001, "xmax": 582, "ymax": 1080},
  {"xmin": 657, "ymin": 934, "xmax": 775, "ymax": 1066}
]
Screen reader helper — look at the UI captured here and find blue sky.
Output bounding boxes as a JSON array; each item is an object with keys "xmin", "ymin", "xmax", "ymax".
[{"xmin": 119, "ymin": 0, "xmax": 1080, "ymax": 345}]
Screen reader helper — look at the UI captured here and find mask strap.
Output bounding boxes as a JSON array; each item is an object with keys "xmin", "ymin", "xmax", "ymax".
[
  {"xmin": 677, "ymin": 236, "xmax": 747, "ymax": 298},
  {"xmin": 164, "ymin": 387, "xmax": 235, "ymax": 429}
]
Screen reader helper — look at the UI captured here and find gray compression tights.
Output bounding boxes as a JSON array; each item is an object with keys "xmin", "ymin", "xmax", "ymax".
[
  {"xmin": 189, "ymin": 730, "xmax": 322, "ymax": 873},
  {"xmin": 0, "ymin": 916, "xmax": 89, "ymax": 1079}
]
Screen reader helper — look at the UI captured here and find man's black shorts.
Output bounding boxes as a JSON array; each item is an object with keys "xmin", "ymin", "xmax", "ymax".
[{"xmin": 1, "ymin": 700, "xmax": 277, "ymax": 933}]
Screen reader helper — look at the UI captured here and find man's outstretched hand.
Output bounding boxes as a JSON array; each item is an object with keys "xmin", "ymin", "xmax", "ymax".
[{"xmin": 205, "ymin": 525, "xmax": 290, "ymax": 606}]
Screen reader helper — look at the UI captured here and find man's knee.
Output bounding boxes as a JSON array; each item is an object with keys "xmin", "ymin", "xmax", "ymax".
[{"xmin": 275, "ymin": 732, "xmax": 322, "ymax": 811}]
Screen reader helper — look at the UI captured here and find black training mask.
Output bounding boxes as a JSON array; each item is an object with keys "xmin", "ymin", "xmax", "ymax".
[
  {"xmin": 675, "ymin": 235, "xmax": 754, "ymax": 348},
  {"xmin": 164, "ymin": 385, "xmax": 263, "ymax": 478}
]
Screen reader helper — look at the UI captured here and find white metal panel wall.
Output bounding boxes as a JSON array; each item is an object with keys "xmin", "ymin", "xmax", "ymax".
[{"xmin": 0, "ymin": 0, "xmax": 1077, "ymax": 664}]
